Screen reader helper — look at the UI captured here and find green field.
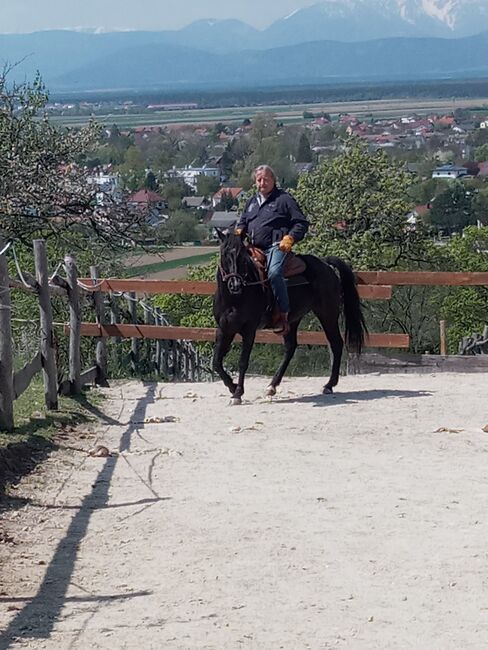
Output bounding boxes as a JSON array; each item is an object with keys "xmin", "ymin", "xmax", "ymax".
[
  {"xmin": 124, "ymin": 252, "xmax": 216, "ymax": 277},
  {"xmin": 48, "ymin": 97, "xmax": 488, "ymax": 129}
]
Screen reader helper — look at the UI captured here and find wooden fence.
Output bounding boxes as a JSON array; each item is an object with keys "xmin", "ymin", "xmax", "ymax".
[
  {"xmin": 0, "ymin": 239, "xmax": 208, "ymax": 432},
  {"xmin": 1, "ymin": 236, "xmax": 488, "ymax": 432},
  {"xmin": 73, "ymin": 273, "xmax": 488, "ymax": 350}
]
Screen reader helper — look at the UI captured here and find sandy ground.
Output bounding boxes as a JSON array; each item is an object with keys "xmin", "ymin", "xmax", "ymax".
[{"xmin": 1, "ymin": 373, "xmax": 488, "ymax": 649}]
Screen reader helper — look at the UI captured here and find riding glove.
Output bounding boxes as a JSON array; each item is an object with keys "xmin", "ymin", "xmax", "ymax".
[{"xmin": 278, "ymin": 235, "xmax": 294, "ymax": 253}]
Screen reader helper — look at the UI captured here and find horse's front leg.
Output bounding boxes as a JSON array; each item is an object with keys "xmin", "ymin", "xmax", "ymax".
[
  {"xmin": 232, "ymin": 325, "xmax": 257, "ymax": 405},
  {"xmin": 212, "ymin": 327, "xmax": 237, "ymax": 395}
]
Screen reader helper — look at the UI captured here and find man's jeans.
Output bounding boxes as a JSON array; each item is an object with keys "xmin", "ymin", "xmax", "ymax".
[{"xmin": 266, "ymin": 244, "xmax": 289, "ymax": 313}]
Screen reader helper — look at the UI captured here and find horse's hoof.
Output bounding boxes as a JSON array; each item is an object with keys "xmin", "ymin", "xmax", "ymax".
[
  {"xmin": 230, "ymin": 397, "xmax": 242, "ymax": 406},
  {"xmin": 323, "ymin": 386, "xmax": 333, "ymax": 395},
  {"xmin": 265, "ymin": 385, "xmax": 276, "ymax": 397}
]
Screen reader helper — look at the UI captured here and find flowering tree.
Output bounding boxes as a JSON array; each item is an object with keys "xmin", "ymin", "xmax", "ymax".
[{"xmin": 0, "ymin": 69, "xmax": 147, "ymax": 247}]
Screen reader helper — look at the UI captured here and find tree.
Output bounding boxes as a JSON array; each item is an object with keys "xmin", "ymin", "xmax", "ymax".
[
  {"xmin": 441, "ymin": 226, "xmax": 488, "ymax": 352},
  {"xmin": 242, "ymin": 135, "xmax": 296, "ymax": 189},
  {"xmin": 217, "ymin": 191, "xmax": 237, "ymax": 211},
  {"xmin": 162, "ymin": 211, "xmax": 199, "ymax": 244},
  {"xmin": 293, "ymin": 139, "xmax": 428, "ymax": 269},
  {"xmin": 160, "ymin": 178, "xmax": 192, "ymax": 210},
  {"xmin": 472, "ymin": 187, "xmax": 488, "ymax": 225},
  {"xmin": 0, "ymin": 70, "xmax": 147, "ymax": 247},
  {"xmin": 117, "ymin": 145, "xmax": 146, "ymax": 191},
  {"xmin": 250, "ymin": 112, "xmax": 277, "ymax": 144},
  {"xmin": 474, "ymin": 143, "xmax": 488, "ymax": 162},
  {"xmin": 296, "ymin": 132, "xmax": 313, "ymax": 163},
  {"xmin": 144, "ymin": 170, "xmax": 158, "ymax": 191},
  {"xmin": 196, "ymin": 174, "xmax": 220, "ymax": 197},
  {"xmin": 428, "ymin": 182, "xmax": 475, "ymax": 233}
]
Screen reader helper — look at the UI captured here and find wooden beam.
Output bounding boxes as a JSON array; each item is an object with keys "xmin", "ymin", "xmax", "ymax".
[
  {"xmin": 13, "ymin": 351, "xmax": 42, "ymax": 400},
  {"xmin": 356, "ymin": 271, "xmax": 488, "ymax": 286},
  {"xmin": 78, "ymin": 278, "xmax": 392, "ymax": 300},
  {"xmin": 78, "ymin": 271, "xmax": 488, "ymax": 294},
  {"xmin": 68, "ymin": 323, "xmax": 410, "ymax": 349}
]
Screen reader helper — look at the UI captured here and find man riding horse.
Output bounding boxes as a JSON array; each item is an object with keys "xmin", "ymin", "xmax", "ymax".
[{"xmin": 235, "ymin": 165, "xmax": 309, "ymax": 336}]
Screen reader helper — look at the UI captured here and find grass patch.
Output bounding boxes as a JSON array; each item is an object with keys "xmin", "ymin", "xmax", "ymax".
[
  {"xmin": 124, "ymin": 252, "xmax": 216, "ymax": 277},
  {"xmin": 0, "ymin": 377, "xmax": 103, "ymax": 448}
]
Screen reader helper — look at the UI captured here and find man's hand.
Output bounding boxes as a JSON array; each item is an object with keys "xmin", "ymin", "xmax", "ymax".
[
  {"xmin": 234, "ymin": 228, "xmax": 244, "ymax": 236},
  {"xmin": 279, "ymin": 235, "xmax": 294, "ymax": 253}
]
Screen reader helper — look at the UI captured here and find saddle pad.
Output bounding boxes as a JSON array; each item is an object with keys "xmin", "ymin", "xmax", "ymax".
[{"xmin": 284, "ymin": 254, "xmax": 306, "ymax": 277}]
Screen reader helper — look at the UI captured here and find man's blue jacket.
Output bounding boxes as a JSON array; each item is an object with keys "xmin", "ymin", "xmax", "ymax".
[{"xmin": 235, "ymin": 187, "xmax": 309, "ymax": 251}]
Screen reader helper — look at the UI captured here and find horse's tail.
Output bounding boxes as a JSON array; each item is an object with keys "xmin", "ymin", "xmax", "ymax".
[{"xmin": 324, "ymin": 256, "xmax": 368, "ymax": 354}]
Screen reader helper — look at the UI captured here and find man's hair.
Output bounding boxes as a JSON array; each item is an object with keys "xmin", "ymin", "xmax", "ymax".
[{"xmin": 253, "ymin": 164, "xmax": 277, "ymax": 182}]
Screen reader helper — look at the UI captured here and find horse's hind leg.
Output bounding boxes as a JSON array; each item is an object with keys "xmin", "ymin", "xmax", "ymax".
[
  {"xmin": 266, "ymin": 321, "xmax": 299, "ymax": 396},
  {"xmin": 212, "ymin": 327, "xmax": 237, "ymax": 395},
  {"xmin": 314, "ymin": 311, "xmax": 343, "ymax": 394}
]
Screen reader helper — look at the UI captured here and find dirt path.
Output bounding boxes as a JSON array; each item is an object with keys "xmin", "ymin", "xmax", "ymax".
[{"xmin": 1, "ymin": 374, "xmax": 488, "ymax": 649}]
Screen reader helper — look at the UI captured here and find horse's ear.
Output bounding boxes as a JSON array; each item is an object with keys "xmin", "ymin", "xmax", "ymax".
[{"xmin": 215, "ymin": 228, "xmax": 225, "ymax": 242}]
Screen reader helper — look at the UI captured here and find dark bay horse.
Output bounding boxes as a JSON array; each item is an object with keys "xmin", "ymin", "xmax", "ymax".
[{"xmin": 212, "ymin": 230, "xmax": 367, "ymax": 404}]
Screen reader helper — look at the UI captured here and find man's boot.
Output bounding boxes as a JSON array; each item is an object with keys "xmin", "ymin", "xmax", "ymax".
[{"xmin": 273, "ymin": 312, "xmax": 289, "ymax": 336}]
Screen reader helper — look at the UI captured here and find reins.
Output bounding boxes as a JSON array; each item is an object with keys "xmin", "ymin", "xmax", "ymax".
[{"xmin": 218, "ymin": 265, "xmax": 267, "ymax": 289}]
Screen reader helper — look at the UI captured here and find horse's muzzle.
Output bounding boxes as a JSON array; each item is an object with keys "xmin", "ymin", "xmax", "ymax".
[{"xmin": 227, "ymin": 276, "xmax": 243, "ymax": 294}]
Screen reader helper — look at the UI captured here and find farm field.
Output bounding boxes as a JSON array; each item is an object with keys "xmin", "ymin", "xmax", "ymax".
[
  {"xmin": 123, "ymin": 245, "xmax": 218, "ymax": 279},
  {"xmin": 49, "ymin": 96, "xmax": 488, "ymax": 128}
]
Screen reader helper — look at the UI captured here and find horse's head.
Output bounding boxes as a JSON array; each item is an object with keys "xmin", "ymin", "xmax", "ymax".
[{"xmin": 216, "ymin": 228, "xmax": 252, "ymax": 295}]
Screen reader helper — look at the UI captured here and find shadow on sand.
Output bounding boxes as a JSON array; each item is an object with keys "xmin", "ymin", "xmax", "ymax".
[
  {"xmin": 274, "ymin": 388, "xmax": 432, "ymax": 407},
  {"xmin": 0, "ymin": 384, "xmax": 159, "ymax": 650}
]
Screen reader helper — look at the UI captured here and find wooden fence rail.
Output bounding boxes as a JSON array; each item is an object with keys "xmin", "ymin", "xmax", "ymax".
[
  {"xmin": 78, "ymin": 278, "xmax": 392, "ymax": 300},
  {"xmin": 68, "ymin": 323, "xmax": 410, "ymax": 349}
]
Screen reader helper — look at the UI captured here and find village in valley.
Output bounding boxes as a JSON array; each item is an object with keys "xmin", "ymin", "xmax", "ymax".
[{"xmin": 82, "ymin": 102, "xmax": 488, "ymax": 252}]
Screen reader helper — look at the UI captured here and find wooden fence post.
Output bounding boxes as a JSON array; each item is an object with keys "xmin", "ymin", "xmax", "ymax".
[
  {"xmin": 143, "ymin": 297, "xmax": 154, "ymax": 371},
  {"xmin": 90, "ymin": 266, "xmax": 108, "ymax": 386},
  {"xmin": 439, "ymin": 320, "xmax": 447, "ymax": 356},
  {"xmin": 109, "ymin": 292, "xmax": 122, "ymax": 370},
  {"xmin": 65, "ymin": 254, "xmax": 82, "ymax": 395},
  {"xmin": 155, "ymin": 307, "xmax": 163, "ymax": 374},
  {"xmin": 0, "ymin": 239, "xmax": 14, "ymax": 431},
  {"xmin": 110, "ymin": 292, "xmax": 121, "ymax": 344},
  {"xmin": 127, "ymin": 292, "xmax": 139, "ymax": 373},
  {"xmin": 33, "ymin": 239, "xmax": 58, "ymax": 410}
]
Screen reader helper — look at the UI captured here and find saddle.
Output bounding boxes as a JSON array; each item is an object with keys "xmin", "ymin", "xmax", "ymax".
[{"xmin": 248, "ymin": 246, "xmax": 308, "ymax": 287}]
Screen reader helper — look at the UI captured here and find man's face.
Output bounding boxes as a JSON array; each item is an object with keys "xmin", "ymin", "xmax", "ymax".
[{"xmin": 255, "ymin": 170, "xmax": 275, "ymax": 198}]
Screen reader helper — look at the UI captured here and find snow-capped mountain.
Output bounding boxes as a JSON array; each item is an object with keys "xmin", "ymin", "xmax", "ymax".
[{"xmin": 265, "ymin": 0, "xmax": 488, "ymax": 44}]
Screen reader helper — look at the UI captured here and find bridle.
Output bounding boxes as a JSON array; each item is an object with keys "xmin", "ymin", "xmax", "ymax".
[{"xmin": 219, "ymin": 244, "xmax": 266, "ymax": 294}]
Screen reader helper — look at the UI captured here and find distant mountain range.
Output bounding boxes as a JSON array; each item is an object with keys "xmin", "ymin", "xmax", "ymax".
[{"xmin": 1, "ymin": 0, "xmax": 488, "ymax": 92}]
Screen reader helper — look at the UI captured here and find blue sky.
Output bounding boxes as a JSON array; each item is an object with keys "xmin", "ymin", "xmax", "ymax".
[{"xmin": 0, "ymin": 0, "xmax": 319, "ymax": 32}]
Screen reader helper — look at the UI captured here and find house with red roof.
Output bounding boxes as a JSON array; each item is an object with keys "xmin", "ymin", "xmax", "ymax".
[
  {"xmin": 128, "ymin": 189, "xmax": 168, "ymax": 225},
  {"xmin": 212, "ymin": 187, "xmax": 244, "ymax": 208}
]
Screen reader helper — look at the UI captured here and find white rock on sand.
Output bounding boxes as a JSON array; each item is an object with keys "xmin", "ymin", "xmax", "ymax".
[{"xmin": 1, "ymin": 373, "xmax": 487, "ymax": 649}]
